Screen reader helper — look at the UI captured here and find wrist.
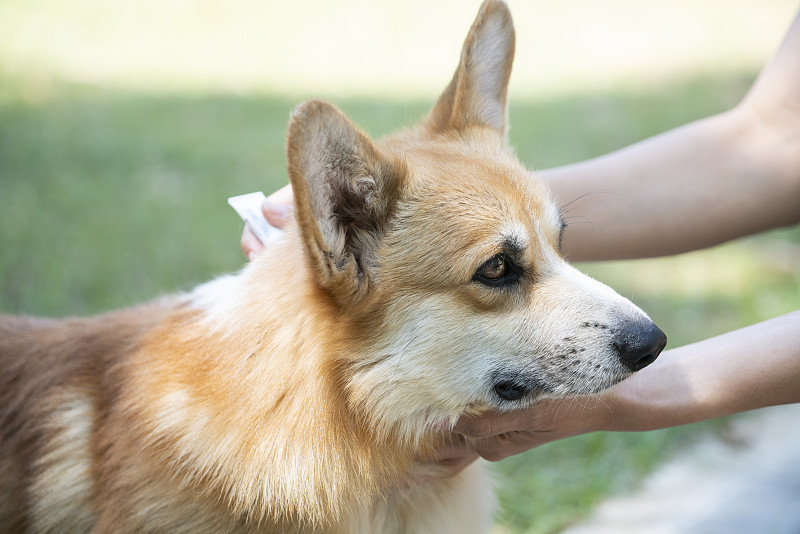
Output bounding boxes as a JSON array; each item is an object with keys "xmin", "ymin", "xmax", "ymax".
[
  {"xmin": 592, "ymin": 352, "xmax": 697, "ymax": 432},
  {"xmin": 593, "ymin": 375, "xmax": 650, "ymax": 432}
]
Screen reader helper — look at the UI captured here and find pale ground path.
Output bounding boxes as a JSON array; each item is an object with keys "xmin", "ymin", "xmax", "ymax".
[{"xmin": 560, "ymin": 404, "xmax": 800, "ymax": 534}]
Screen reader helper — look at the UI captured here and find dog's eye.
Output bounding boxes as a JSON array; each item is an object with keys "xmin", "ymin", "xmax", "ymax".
[
  {"xmin": 473, "ymin": 253, "xmax": 520, "ymax": 287},
  {"xmin": 481, "ymin": 255, "xmax": 507, "ymax": 279}
]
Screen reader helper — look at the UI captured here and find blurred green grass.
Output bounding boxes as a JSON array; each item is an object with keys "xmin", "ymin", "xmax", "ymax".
[{"xmin": 2, "ymin": 70, "xmax": 798, "ymax": 533}]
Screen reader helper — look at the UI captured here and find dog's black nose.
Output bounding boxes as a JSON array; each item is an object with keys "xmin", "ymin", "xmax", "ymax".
[{"xmin": 613, "ymin": 320, "xmax": 667, "ymax": 372}]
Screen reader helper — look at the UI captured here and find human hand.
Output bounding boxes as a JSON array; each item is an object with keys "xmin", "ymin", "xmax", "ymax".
[
  {"xmin": 406, "ymin": 437, "xmax": 481, "ymax": 483},
  {"xmin": 453, "ymin": 396, "xmax": 610, "ymax": 461},
  {"xmin": 240, "ymin": 185, "xmax": 294, "ymax": 260},
  {"xmin": 405, "ymin": 396, "xmax": 608, "ymax": 485}
]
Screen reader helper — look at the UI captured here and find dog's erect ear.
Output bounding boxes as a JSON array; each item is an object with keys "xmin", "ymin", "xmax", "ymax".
[
  {"xmin": 427, "ymin": 0, "xmax": 515, "ymax": 135},
  {"xmin": 287, "ymin": 99, "xmax": 405, "ymax": 306}
]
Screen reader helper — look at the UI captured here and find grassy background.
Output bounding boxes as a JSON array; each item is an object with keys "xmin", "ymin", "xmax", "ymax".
[{"xmin": 1, "ymin": 1, "xmax": 799, "ymax": 532}]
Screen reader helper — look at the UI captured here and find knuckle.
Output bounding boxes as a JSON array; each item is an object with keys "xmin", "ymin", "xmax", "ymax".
[{"xmin": 479, "ymin": 449, "xmax": 509, "ymax": 462}]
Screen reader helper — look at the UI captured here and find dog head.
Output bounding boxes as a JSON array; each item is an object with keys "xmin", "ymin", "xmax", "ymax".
[{"xmin": 286, "ymin": 0, "xmax": 665, "ymax": 438}]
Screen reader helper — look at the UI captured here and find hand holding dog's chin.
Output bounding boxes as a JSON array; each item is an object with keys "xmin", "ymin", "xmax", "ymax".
[{"xmin": 451, "ymin": 395, "xmax": 618, "ymax": 462}]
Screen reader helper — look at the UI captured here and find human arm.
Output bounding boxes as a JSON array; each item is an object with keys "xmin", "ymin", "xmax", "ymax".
[
  {"xmin": 543, "ymin": 10, "xmax": 800, "ymax": 261},
  {"xmin": 455, "ymin": 310, "xmax": 800, "ymax": 460}
]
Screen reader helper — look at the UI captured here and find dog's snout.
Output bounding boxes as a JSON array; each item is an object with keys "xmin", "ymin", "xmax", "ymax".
[{"xmin": 613, "ymin": 321, "xmax": 667, "ymax": 372}]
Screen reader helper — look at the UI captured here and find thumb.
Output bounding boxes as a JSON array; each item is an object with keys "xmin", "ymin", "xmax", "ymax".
[
  {"xmin": 453, "ymin": 410, "xmax": 525, "ymax": 439},
  {"xmin": 261, "ymin": 185, "xmax": 294, "ymax": 228}
]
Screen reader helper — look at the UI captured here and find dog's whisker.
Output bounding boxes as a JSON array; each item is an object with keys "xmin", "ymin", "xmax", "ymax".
[{"xmin": 559, "ymin": 189, "xmax": 612, "ymax": 213}]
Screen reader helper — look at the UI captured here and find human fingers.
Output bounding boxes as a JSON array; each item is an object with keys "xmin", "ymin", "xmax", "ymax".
[
  {"xmin": 407, "ymin": 439, "xmax": 479, "ymax": 483},
  {"xmin": 240, "ymin": 224, "xmax": 265, "ymax": 260},
  {"xmin": 454, "ymin": 394, "xmax": 602, "ymax": 439},
  {"xmin": 452, "ymin": 409, "xmax": 533, "ymax": 439},
  {"xmin": 455, "ymin": 397, "xmax": 606, "ymax": 461},
  {"xmin": 471, "ymin": 431, "xmax": 557, "ymax": 462},
  {"xmin": 453, "ymin": 409, "xmax": 562, "ymax": 461},
  {"xmin": 261, "ymin": 185, "xmax": 294, "ymax": 228},
  {"xmin": 407, "ymin": 453, "xmax": 479, "ymax": 483}
]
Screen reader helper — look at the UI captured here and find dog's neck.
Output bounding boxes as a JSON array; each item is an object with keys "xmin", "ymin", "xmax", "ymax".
[{"xmin": 131, "ymin": 222, "xmax": 424, "ymax": 527}]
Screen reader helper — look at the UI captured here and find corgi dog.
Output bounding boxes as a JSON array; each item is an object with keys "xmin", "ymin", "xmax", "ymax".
[{"xmin": 0, "ymin": 1, "xmax": 666, "ymax": 532}]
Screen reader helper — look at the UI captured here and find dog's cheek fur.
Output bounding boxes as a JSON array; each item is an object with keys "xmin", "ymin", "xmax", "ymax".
[{"xmin": 346, "ymin": 293, "xmax": 519, "ymax": 437}]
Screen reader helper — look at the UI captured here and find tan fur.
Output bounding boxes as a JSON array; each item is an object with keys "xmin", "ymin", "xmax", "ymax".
[{"xmin": 0, "ymin": 1, "xmax": 664, "ymax": 532}]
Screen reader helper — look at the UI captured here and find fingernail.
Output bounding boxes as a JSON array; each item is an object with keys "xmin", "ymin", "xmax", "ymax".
[{"xmin": 262, "ymin": 200, "xmax": 292, "ymax": 222}]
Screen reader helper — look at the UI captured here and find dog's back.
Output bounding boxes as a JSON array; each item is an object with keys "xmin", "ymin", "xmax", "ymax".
[
  {"xmin": 0, "ymin": 306, "xmax": 174, "ymax": 532},
  {"xmin": 0, "ymin": 315, "xmax": 63, "ymax": 527}
]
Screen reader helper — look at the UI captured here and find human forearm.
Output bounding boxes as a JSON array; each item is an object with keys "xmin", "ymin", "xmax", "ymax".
[
  {"xmin": 600, "ymin": 310, "xmax": 800, "ymax": 431},
  {"xmin": 539, "ymin": 10, "xmax": 800, "ymax": 262},
  {"xmin": 540, "ymin": 105, "xmax": 800, "ymax": 261}
]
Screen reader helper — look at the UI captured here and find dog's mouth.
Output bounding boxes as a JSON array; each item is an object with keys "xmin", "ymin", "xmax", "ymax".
[
  {"xmin": 488, "ymin": 360, "xmax": 645, "ymax": 405},
  {"xmin": 490, "ymin": 372, "xmax": 552, "ymax": 403},
  {"xmin": 493, "ymin": 380, "xmax": 531, "ymax": 402}
]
